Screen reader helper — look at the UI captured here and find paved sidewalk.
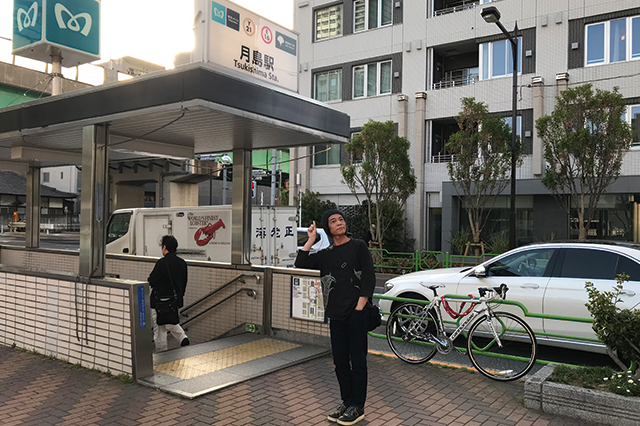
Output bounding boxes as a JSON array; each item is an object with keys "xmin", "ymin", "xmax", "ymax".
[{"xmin": 0, "ymin": 344, "xmax": 600, "ymax": 426}]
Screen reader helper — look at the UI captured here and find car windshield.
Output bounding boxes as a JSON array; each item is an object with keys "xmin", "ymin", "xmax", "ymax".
[
  {"xmin": 106, "ymin": 212, "xmax": 132, "ymax": 244},
  {"xmin": 487, "ymin": 248, "xmax": 556, "ymax": 277}
]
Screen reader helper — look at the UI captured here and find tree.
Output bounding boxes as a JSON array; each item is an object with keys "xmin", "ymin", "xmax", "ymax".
[
  {"xmin": 446, "ymin": 97, "xmax": 520, "ymax": 249},
  {"xmin": 536, "ymin": 84, "xmax": 633, "ymax": 240},
  {"xmin": 296, "ymin": 189, "xmax": 336, "ymax": 227},
  {"xmin": 341, "ymin": 120, "xmax": 416, "ymax": 249}
]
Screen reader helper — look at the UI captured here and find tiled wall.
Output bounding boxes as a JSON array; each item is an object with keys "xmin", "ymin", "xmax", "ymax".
[
  {"xmin": 0, "ymin": 271, "xmax": 133, "ymax": 375},
  {"xmin": 0, "ymin": 247, "xmax": 329, "ymax": 351}
]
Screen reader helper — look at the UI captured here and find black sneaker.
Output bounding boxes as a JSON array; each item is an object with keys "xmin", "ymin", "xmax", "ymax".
[
  {"xmin": 337, "ymin": 406, "xmax": 364, "ymax": 425},
  {"xmin": 327, "ymin": 403, "xmax": 347, "ymax": 422},
  {"xmin": 181, "ymin": 337, "xmax": 190, "ymax": 347}
]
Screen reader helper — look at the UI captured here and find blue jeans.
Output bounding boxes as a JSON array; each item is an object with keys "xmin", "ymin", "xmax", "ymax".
[{"xmin": 329, "ymin": 308, "xmax": 370, "ymax": 409}]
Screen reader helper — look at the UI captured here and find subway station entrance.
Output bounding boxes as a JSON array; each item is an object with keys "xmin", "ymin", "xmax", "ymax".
[{"xmin": 0, "ymin": 63, "xmax": 348, "ymax": 385}]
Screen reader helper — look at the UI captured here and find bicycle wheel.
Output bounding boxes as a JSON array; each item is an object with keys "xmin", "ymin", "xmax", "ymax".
[
  {"xmin": 386, "ymin": 302, "xmax": 438, "ymax": 364},
  {"xmin": 467, "ymin": 311, "xmax": 537, "ymax": 381}
]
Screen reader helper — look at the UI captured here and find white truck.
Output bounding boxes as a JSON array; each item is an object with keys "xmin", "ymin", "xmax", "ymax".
[{"xmin": 106, "ymin": 205, "xmax": 298, "ymax": 266}]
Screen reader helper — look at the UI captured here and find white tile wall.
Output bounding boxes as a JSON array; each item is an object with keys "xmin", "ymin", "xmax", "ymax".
[
  {"xmin": 1, "ymin": 248, "xmax": 333, "ymax": 366},
  {"xmin": 0, "ymin": 267, "xmax": 133, "ymax": 376}
]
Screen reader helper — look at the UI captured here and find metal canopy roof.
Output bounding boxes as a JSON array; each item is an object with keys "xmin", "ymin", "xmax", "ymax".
[{"xmin": 0, "ymin": 62, "xmax": 350, "ymax": 168}]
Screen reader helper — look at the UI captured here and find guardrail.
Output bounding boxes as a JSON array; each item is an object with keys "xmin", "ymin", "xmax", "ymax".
[{"xmin": 369, "ymin": 248, "xmax": 500, "ymax": 273}]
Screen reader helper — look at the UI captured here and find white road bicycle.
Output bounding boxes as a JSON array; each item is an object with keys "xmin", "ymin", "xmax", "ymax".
[{"xmin": 386, "ymin": 283, "xmax": 537, "ymax": 381}]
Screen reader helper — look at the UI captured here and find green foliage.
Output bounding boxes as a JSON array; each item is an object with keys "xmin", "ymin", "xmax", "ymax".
[
  {"xmin": 549, "ymin": 365, "xmax": 640, "ymax": 397},
  {"xmin": 279, "ymin": 188, "xmax": 289, "ymax": 206},
  {"xmin": 585, "ymin": 274, "xmax": 640, "ymax": 368},
  {"xmin": 341, "ymin": 120, "xmax": 416, "ymax": 249},
  {"xmin": 449, "ymin": 228, "xmax": 473, "ymax": 255},
  {"xmin": 604, "ymin": 371, "xmax": 640, "ymax": 396},
  {"xmin": 487, "ymin": 230, "xmax": 509, "ymax": 254},
  {"xmin": 296, "ymin": 189, "xmax": 336, "ymax": 228},
  {"xmin": 537, "ymin": 84, "xmax": 633, "ymax": 240},
  {"xmin": 549, "ymin": 365, "xmax": 616, "ymax": 389},
  {"xmin": 446, "ymin": 98, "xmax": 522, "ymax": 245}
]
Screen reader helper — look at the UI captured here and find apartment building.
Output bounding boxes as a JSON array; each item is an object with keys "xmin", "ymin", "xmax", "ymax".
[{"xmin": 293, "ymin": 0, "xmax": 640, "ymax": 251}]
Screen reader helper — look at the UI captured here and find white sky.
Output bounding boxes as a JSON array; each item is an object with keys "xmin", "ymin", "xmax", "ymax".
[{"xmin": 0, "ymin": 0, "xmax": 293, "ymax": 75}]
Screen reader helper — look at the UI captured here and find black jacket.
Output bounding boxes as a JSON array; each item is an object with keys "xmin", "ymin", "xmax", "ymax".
[
  {"xmin": 295, "ymin": 239, "xmax": 375, "ymax": 320},
  {"xmin": 148, "ymin": 252, "xmax": 188, "ymax": 308}
]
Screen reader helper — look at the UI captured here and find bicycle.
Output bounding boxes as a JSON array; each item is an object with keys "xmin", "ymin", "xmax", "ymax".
[{"xmin": 386, "ymin": 283, "xmax": 537, "ymax": 381}]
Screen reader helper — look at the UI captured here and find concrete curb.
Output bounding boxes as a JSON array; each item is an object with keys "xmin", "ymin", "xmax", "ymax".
[{"xmin": 525, "ymin": 364, "xmax": 640, "ymax": 426}]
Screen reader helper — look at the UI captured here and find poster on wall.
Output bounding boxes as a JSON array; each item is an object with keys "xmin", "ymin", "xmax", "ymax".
[{"xmin": 290, "ymin": 276, "xmax": 325, "ymax": 322}]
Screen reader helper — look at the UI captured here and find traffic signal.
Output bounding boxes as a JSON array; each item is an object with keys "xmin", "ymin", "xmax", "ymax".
[{"xmin": 251, "ymin": 180, "xmax": 256, "ymax": 198}]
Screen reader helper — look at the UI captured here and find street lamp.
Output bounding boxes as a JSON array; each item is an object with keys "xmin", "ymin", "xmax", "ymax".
[
  {"xmin": 221, "ymin": 154, "xmax": 232, "ymax": 205},
  {"xmin": 481, "ymin": 6, "xmax": 519, "ymax": 249}
]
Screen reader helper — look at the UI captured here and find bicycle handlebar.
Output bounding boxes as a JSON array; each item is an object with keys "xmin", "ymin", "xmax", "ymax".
[{"xmin": 477, "ymin": 284, "xmax": 508, "ymax": 300}]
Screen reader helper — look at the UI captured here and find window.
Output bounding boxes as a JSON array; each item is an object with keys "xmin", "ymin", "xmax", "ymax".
[
  {"xmin": 487, "ymin": 248, "xmax": 556, "ymax": 277},
  {"xmin": 479, "ymin": 38, "xmax": 522, "ymax": 80},
  {"xmin": 586, "ymin": 16, "xmax": 640, "ymax": 66},
  {"xmin": 354, "ymin": 0, "xmax": 392, "ymax": 32},
  {"xmin": 352, "ymin": 60, "xmax": 392, "ymax": 98},
  {"xmin": 616, "ymin": 255, "xmax": 640, "ymax": 282},
  {"xmin": 315, "ymin": 5, "xmax": 342, "ymax": 40},
  {"xmin": 314, "ymin": 70, "xmax": 342, "ymax": 102},
  {"xmin": 60, "ymin": 171, "xmax": 64, "ymax": 179},
  {"xmin": 313, "ymin": 144, "xmax": 342, "ymax": 166},
  {"xmin": 504, "ymin": 116, "xmax": 522, "ymax": 138},
  {"xmin": 622, "ymin": 105, "xmax": 640, "ymax": 147},
  {"xmin": 106, "ymin": 212, "xmax": 132, "ymax": 244},
  {"xmin": 560, "ymin": 249, "xmax": 617, "ymax": 279},
  {"xmin": 43, "ymin": 172, "xmax": 50, "ymax": 183},
  {"xmin": 349, "ymin": 132, "xmax": 363, "ymax": 163}
]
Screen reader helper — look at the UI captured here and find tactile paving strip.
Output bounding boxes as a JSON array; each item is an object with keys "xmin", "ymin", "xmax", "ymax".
[{"xmin": 154, "ymin": 338, "xmax": 301, "ymax": 380}]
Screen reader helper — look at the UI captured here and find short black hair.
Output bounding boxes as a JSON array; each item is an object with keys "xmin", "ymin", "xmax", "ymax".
[{"xmin": 162, "ymin": 235, "xmax": 178, "ymax": 253}]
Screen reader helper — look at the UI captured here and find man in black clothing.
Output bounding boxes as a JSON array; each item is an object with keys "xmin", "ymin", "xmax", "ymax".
[
  {"xmin": 295, "ymin": 209, "xmax": 375, "ymax": 426},
  {"xmin": 149, "ymin": 235, "xmax": 189, "ymax": 351}
]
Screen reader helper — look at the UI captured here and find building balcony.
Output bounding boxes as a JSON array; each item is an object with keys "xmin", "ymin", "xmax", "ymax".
[{"xmin": 433, "ymin": 0, "xmax": 479, "ymax": 17}]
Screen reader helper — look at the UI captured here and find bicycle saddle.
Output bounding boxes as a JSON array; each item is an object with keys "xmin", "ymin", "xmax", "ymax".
[{"xmin": 420, "ymin": 283, "xmax": 445, "ymax": 290}]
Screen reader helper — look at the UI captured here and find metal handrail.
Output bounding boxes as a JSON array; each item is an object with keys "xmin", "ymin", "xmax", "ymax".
[
  {"xmin": 432, "ymin": 74, "xmax": 478, "ymax": 90},
  {"xmin": 181, "ymin": 288, "xmax": 257, "ymax": 327},
  {"xmin": 433, "ymin": 0, "xmax": 479, "ymax": 17},
  {"xmin": 180, "ymin": 273, "xmax": 260, "ymax": 315}
]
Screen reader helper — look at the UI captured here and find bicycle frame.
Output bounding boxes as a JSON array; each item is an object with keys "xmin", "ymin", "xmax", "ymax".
[{"xmin": 408, "ymin": 294, "xmax": 502, "ymax": 348}]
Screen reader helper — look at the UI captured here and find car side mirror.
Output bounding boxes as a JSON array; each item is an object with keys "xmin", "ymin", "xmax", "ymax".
[{"xmin": 474, "ymin": 265, "xmax": 487, "ymax": 278}]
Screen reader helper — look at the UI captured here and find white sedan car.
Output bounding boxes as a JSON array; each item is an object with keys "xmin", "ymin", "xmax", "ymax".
[{"xmin": 380, "ymin": 242, "xmax": 640, "ymax": 354}]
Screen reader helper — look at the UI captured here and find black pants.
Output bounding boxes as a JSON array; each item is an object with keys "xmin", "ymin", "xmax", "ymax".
[{"xmin": 329, "ymin": 308, "xmax": 370, "ymax": 409}]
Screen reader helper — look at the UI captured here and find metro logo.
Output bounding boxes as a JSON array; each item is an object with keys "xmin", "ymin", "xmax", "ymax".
[
  {"xmin": 54, "ymin": 3, "xmax": 92, "ymax": 36},
  {"xmin": 16, "ymin": 1, "xmax": 38, "ymax": 32},
  {"xmin": 212, "ymin": 1, "xmax": 225, "ymax": 25}
]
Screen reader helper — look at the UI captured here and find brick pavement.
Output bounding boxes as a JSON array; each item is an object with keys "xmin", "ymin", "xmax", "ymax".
[{"xmin": 0, "ymin": 344, "xmax": 601, "ymax": 426}]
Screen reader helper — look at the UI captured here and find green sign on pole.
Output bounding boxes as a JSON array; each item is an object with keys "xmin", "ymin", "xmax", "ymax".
[{"xmin": 12, "ymin": 0, "xmax": 100, "ymax": 66}]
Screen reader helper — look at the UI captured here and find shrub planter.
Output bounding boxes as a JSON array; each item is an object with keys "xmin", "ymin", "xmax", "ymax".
[{"xmin": 525, "ymin": 364, "xmax": 640, "ymax": 426}]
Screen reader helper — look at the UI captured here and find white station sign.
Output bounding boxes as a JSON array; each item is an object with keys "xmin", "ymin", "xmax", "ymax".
[{"xmin": 204, "ymin": 0, "xmax": 298, "ymax": 92}]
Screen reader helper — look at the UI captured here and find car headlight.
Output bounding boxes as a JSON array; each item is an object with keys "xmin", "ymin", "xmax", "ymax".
[{"xmin": 384, "ymin": 281, "xmax": 394, "ymax": 292}]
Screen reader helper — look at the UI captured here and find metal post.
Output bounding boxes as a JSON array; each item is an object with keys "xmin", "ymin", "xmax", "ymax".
[
  {"xmin": 270, "ymin": 149, "xmax": 277, "ymax": 205},
  {"xmin": 486, "ymin": 11, "xmax": 518, "ymax": 250},
  {"xmin": 51, "ymin": 48, "xmax": 62, "ymax": 96},
  {"xmin": 25, "ymin": 166, "xmax": 41, "ymax": 248},
  {"xmin": 222, "ymin": 167, "xmax": 228, "ymax": 205},
  {"xmin": 508, "ymin": 23, "xmax": 518, "ymax": 249},
  {"xmin": 231, "ymin": 149, "xmax": 252, "ymax": 265},
  {"xmin": 79, "ymin": 124, "xmax": 109, "ymax": 278}
]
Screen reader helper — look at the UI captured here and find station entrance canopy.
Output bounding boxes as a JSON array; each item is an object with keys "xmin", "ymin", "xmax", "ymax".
[{"xmin": 0, "ymin": 63, "xmax": 350, "ymax": 277}]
